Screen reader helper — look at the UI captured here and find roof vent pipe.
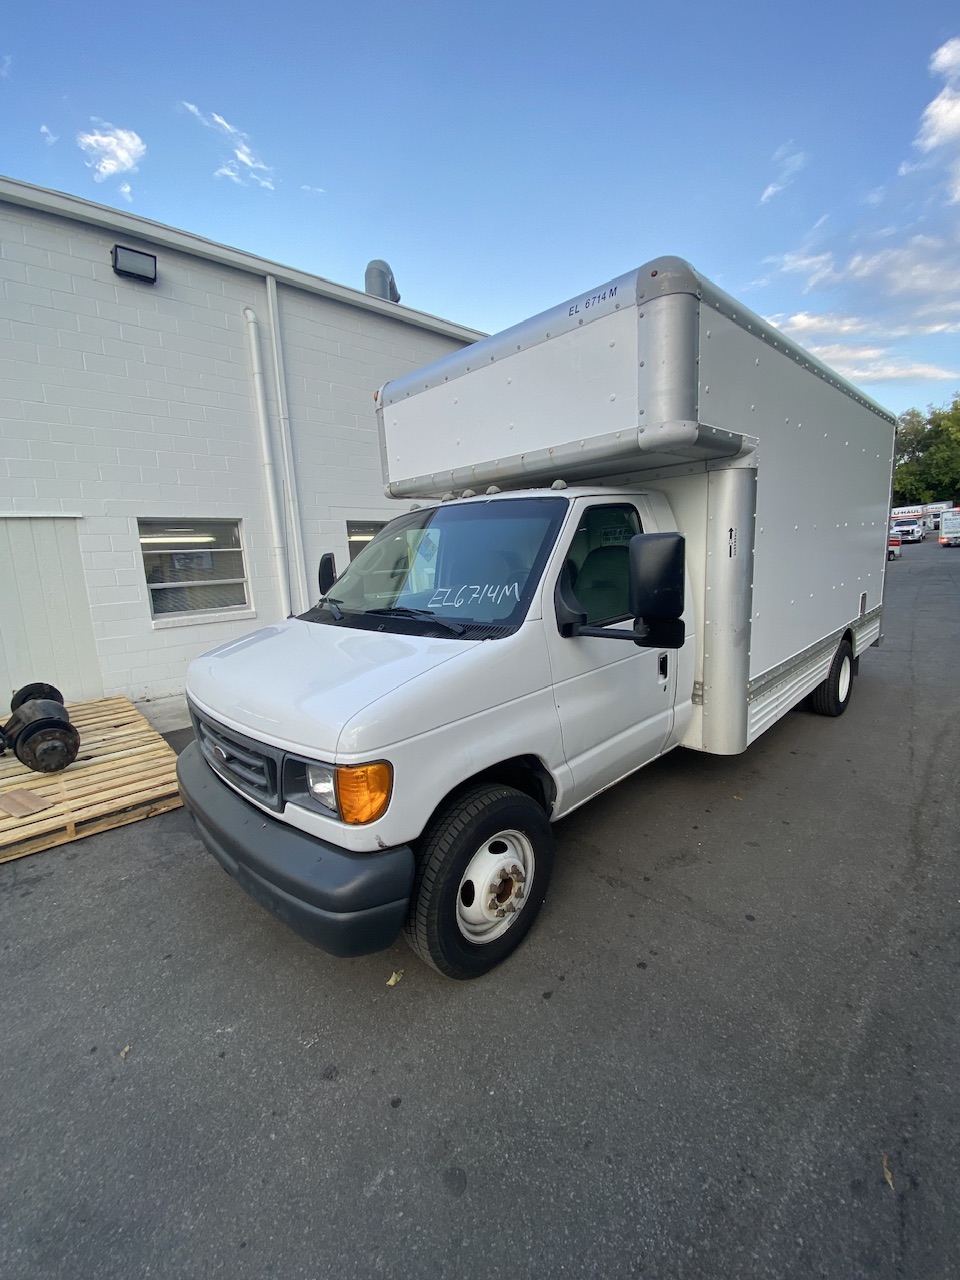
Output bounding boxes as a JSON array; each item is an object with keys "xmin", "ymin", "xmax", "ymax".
[{"xmin": 365, "ymin": 259, "xmax": 400, "ymax": 303}]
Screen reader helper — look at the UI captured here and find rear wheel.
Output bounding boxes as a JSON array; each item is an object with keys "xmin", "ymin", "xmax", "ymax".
[
  {"xmin": 404, "ymin": 784, "xmax": 554, "ymax": 979},
  {"xmin": 810, "ymin": 639, "xmax": 854, "ymax": 717}
]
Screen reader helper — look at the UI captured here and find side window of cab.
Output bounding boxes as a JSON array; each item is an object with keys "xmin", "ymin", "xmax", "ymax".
[{"xmin": 564, "ymin": 505, "xmax": 642, "ymax": 625}]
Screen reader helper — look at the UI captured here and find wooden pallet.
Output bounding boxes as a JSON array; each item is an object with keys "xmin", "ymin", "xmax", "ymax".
[{"xmin": 0, "ymin": 696, "xmax": 183, "ymax": 864}]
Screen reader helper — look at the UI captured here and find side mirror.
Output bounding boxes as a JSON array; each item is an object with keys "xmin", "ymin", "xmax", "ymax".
[
  {"xmin": 318, "ymin": 552, "xmax": 337, "ymax": 596},
  {"xmin": 554, "ymin": 536, "xmax": 685, "ymax": 649},
  {"xmin": 628, "ymin": 533, "xmax": 685, "ymax": 648}
]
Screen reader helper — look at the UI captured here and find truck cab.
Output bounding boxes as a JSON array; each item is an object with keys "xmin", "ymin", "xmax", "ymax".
[
  {"xmin": 179, "ymin": 486, "xmax": 689, "ymax": 978},
  {"xmin": 892, "ymin": 518, "xmax": 925, "ymax": 543}
]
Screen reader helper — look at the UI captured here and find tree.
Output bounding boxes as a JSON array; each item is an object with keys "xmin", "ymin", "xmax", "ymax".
[{"xmin": 892, "ymin": 396, "xmax": 960, "ymax": 506}]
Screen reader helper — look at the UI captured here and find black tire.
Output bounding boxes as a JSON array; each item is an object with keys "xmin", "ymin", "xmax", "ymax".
[
  {"xmin": 404, "ymin": 783, "xmax": 554, "ymax": 979},
  {"xmin": 810, "ymin": 639, "xmax": 854, "ymax": 717},
  {"xmin": 10, "ymin": 682, "xmax": 64, "ymax": 713}
]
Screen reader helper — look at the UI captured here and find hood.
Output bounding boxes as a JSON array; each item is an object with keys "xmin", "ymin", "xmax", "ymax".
[{"xmin": 185, "ymin": 619, "xmax": 476, "ymax": 756}]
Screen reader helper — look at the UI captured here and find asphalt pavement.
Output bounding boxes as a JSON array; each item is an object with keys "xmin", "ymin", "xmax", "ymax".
[{"xmin": 2, "ymin": 535, "xmax": 958, "ymax": 1280}]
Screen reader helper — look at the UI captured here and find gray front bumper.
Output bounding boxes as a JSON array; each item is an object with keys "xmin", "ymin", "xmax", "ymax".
[{"xmin": 177, "ymin": 742, "xmax": 415, "ymax": 957}]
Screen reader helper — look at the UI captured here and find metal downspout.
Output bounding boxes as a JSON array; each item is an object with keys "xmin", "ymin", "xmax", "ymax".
[
  {"xmin": 243, "ymin": 306, "xmax": 292, "ymax": 618},
  {"xmin": 266, "ymin": 275, "xmax": 309, "ymax": 612}
]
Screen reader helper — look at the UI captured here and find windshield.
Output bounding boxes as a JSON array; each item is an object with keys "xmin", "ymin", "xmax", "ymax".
[
  {"xmin": 894, "ymin": 520, "xmax": 918, "ymax": 528},
  {"xmin": 302, "ymin": 496, "xmax": 568, "ymax": 639}
]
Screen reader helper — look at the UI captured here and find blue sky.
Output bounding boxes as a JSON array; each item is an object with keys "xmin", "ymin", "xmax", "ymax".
[{"xmin": 2, "ymin": 1, "xmax": 959, "ymax": 416}]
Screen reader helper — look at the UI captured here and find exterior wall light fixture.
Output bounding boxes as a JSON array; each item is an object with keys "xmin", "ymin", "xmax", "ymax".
[{"xmin": 112, "ymin": 245, "xmax": 157, "ymax": 283}]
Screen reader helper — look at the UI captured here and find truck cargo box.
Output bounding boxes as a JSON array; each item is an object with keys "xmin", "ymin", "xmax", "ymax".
[
  {"xmin": 378, "ymin": 256, "xmax": 897, "ymax": 734},
  {"xmin": 378, "ymin": 255, "xmax": 893, "ymax": 499}
]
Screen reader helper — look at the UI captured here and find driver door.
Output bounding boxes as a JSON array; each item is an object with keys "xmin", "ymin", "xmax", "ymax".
[{"xmin": 543, "ymin": 502, "xmax": 677, "ymax": 806}]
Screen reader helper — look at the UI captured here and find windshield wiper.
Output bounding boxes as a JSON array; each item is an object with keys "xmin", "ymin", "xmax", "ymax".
[
  {"xmin": 363, "ymin": 606, "xmax": 467, "ymax": 637},
  {"xmin": 319, "ymin": 595, "xmax": 345, "ymax": 620}
]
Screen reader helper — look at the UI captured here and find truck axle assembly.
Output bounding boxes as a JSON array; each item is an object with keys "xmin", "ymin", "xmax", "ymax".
[{"xmin": 0, "ymin": 683, "xmax": 80, "ymax": 773}]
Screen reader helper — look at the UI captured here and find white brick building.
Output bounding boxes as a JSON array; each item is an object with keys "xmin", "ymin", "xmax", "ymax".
[{"xmin": 0, "ymin": 177, "xmax": 482, "ymax": 705}]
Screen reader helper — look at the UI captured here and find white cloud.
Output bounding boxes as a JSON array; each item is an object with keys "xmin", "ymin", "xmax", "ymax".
[
  {"xmin": 772, "ymin": 311, "xmax": 870, "ymax": 338},
  {"xmin": 766, "ymin": 227, "xmax": 960, "ymax": 392},
  {"xmin": 234, "ymin": 142, "xmax": 259, "ymax": 169},
  {"xmin": 800, "ymin": 342, "xmax": 957, "ymax": 383},
  {"xmin": 0, "ymin": 55, "xmax": 11, "ymax": 78},
  {"xmin": 915, "ymin": 296, "xmax": 960, "ymax": 320},
  {"xmin": 182, "ymin": 101, "xmax": 274, "ymax": 190},
  {"xmin": 773, "ymin": 228, "xmax": 960, "ymax": 304},
  {"xmin": 76, "ymin": 120, "xmax": 145, "ymax": 182},
  {"xmin": 211, "ymin": 112, "xmax": 242, "ymax": 137},
  {"xmin": 118, "ymin": 182, "xmax": 132, "ymax": 203},
  {"xmin": 215, "ymin": 160, "xmax": 273, "ymax": 189},
  {"xmin": 760, "ymin": 39, "xmax": 960, "ymax": 407},
  {"xmin": 768, "ymin": 312, "xmax": 959, "ymax": 382},
  {"xmin": 40, "ymin": 125, "xmax": 58, "ymax": 145},
  {"xmin": 844, "ymin": 236, "xmax": 960, "ymax": 297},
  {"xmin": 773, "ymin": 309, "xmax": 960, "ymax": 342},
  {"xmin": 760, "ymin": 143, "xmax": 806, "ymax": 204},
  {"xmin": 213, "ymin": 163, "xmax": 243, "ymax": 185},
  {"xmin": 919, "ymin": 318, "xmax": 960, "ymax": 334},
  {"xmin": 908, "ymin": 36, "xmax": 960, "ymax": 202},
  {"xmin": 775, "ymin": 249, "xmax": 839, "ymax": 290},
  {"xmin": 930, "ymin": 35, "xmax": 960, "ymax": 80},
  {"xmin": 301, "ymin": 185, "xmax": 325, "ymax": 195},
  {"xmin": 916, "ymin": 86, "xmax": 960, "ymax": 151}
]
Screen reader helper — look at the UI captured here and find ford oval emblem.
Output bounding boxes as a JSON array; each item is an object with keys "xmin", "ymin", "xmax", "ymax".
[{"xmin": 213, "ymin": 745, "xmax": 228, "ymax": 762}]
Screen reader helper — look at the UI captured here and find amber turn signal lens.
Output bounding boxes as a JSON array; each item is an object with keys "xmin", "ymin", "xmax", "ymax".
[{"xmin": 335, "ymin": 762, "xmax": 393, "ymax": 825}]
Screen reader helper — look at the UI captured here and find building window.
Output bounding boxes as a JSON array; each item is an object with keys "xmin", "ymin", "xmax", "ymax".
[
  {"xmin": 138, "ymin": 519, "xmax": 248, "ymax": 617},
  {"xmin": 347, "ymin": 520, "xmax": 387, "ymax": 561}
]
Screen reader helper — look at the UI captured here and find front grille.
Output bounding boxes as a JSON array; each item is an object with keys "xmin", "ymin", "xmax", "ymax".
[{"xmin": 191, "ymin": 706, "xmax": 282, "ymax": 810}]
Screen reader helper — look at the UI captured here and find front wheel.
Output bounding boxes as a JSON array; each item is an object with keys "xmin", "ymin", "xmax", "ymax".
[
  {"xmin": 404, "ymin": 784, "xmax": 554, "ymax": 979},
  {"xmin": 810, "ymin": 639, "xmax": 854, "ymax": 717}
]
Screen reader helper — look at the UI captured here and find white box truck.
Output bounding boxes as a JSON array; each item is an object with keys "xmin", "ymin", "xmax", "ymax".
[
  {"xmin": 177, "ymin": 256, "xmax": 896, "ymax": 978},
  {"xmin": 939, "ymin": 509, "xmax": 960, "ymax": 546}
]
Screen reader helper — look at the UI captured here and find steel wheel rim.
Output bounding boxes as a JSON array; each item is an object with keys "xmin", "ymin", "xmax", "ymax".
[
  {"xmin": 456, "ymin": 828, "xmax": 536, "ymax": 944},
  {"xmin": 838, "ymin": 654, "xmax": 852, "ymax": 702}
]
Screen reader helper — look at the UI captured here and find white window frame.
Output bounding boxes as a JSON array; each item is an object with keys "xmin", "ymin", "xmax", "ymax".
[{"xmin": 138, "ymin": 517, "xmax": 257, "ymax": 628}]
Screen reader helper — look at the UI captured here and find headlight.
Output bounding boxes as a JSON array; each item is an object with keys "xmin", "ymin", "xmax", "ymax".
[
  {"xmin": 305, "ymin": 763, "xmax": 337, "ymax": 812},
  {"xmin": 305, "ymin": 761, "xmax": 393, "ymax": 825}
]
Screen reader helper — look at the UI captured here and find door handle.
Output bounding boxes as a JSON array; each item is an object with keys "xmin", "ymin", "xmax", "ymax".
[{"xmin": 659, "ymin": 652, "xmax": 668, "ymax": 680}]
